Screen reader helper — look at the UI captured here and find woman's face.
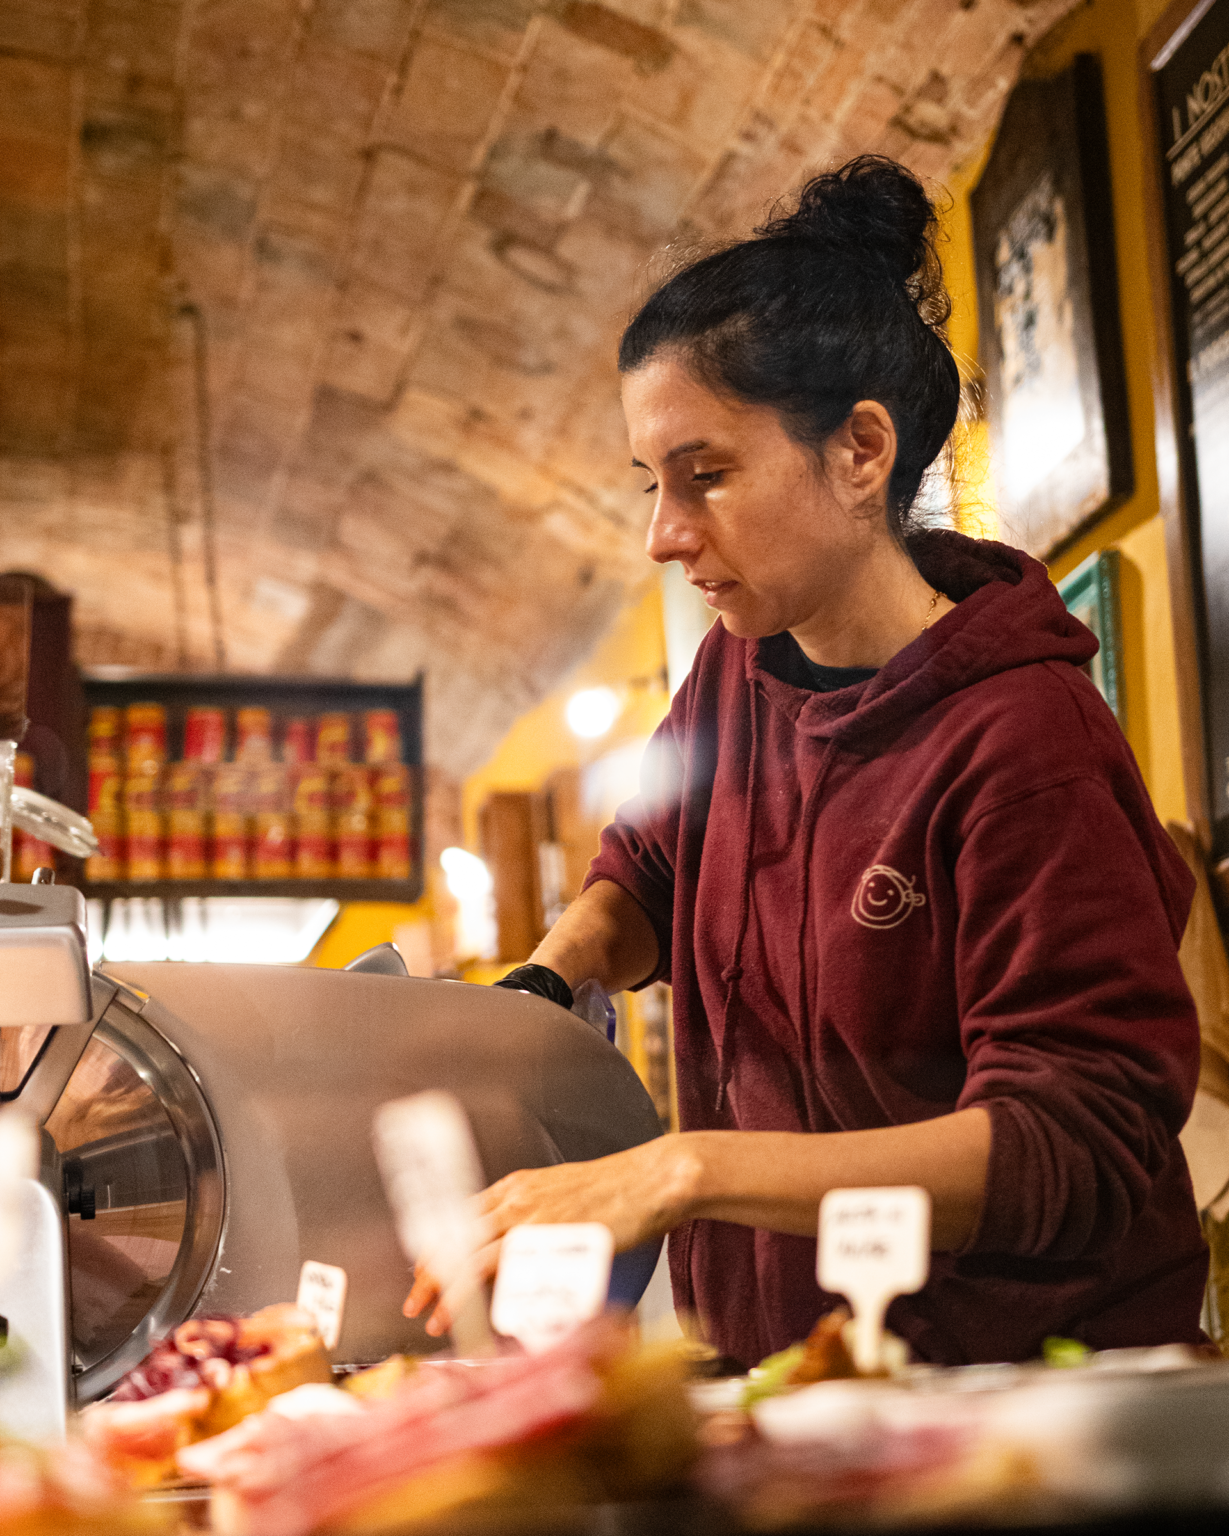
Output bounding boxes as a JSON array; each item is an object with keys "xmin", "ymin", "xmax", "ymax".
[{"xmin": 621, "ymin": 351, "xmax": 890, "ymax": 641}]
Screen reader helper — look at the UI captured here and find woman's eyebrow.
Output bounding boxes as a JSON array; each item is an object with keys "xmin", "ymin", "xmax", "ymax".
[{"xmin": 630, "ymin": 439, "xmax": 709, "ymax": 469}]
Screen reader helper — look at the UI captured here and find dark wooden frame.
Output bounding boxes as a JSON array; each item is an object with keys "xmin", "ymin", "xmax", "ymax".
[
  {"xmin": 972, "ymin": 53, "xmax": 1134, "ymax": 558},
  {"xmin": 1139, "ymin": 0, "xmax": 1223, "ymax": 851}
]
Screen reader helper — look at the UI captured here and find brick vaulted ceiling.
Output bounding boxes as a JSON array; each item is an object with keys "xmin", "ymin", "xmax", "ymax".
[{"xmin": 0, "ymin": 0, "xmax": 1079, "ymax": 774}]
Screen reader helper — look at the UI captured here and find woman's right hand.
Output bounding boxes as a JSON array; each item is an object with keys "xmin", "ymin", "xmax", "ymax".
[
  {"xmin": 402, "ymin": 1261, "xmax": 448, "ymax": 1331},
  {"xmin": 403, "ymin": 1135, "xmax": 698, "ymax": 1337}
]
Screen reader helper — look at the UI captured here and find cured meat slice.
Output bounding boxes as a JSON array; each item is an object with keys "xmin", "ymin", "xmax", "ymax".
[
  {"xmin": 84, "ymin": 1306, "xmax": 332, "ymax": 1485},
  {"xmin": 177, "ymin": 1318, "xmax": 633, "ymax": 1536},
  {"xmin": 80, "ymin": 1387, "xmax": 211, "ymax": 1487}
]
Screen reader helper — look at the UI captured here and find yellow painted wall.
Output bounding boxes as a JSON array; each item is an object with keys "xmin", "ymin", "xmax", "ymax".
[
  {"xmin": 461, "ymin": 579, "xmax": 670, "ymax": 849},
  {"xmin": 307, "ymin": 900, "xmax": 421, "ymax": 969},
  {"xmin": 938, "ymin": 0, "xmax": 1189, "ymax": 827},
  {"xmin": 940, "ymin": 141, "xmax": 1000, "ymax": 543}
]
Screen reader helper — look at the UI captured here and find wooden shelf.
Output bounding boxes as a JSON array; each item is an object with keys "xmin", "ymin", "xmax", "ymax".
[
  {"xmin": 79, "ymin": 878, "xmax": 421, "ymax": 903},
  {"xmin": 74, "ymin": 672, "xmax": 426, "ymax": 909}
]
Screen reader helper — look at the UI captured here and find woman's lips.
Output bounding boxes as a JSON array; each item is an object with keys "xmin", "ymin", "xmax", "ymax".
[{"xmin": 694, "ymin": 579, "xmax": 736, "ymax": 607}]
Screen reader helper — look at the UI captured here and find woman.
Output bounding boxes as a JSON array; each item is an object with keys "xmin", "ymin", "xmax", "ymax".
[{"xmin": 410, "ymin": 156, "xmax": 1206, "ymax": 1367}]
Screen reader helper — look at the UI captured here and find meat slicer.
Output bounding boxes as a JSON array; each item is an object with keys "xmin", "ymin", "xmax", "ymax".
[{"xmin": 0, "ymin": 910, "xmax": 666, "ymax": 1440}]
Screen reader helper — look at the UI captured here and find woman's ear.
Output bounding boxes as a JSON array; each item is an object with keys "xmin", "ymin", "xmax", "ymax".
[{"xmin": 828, "ymin": 401, "xmax": 897, "ymax": 506}]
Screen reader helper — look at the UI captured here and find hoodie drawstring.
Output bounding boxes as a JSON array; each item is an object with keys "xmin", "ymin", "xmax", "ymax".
[
  {"xmin": 714, "ymin": 702, "xmax": 841, "ymax": 1118},
  {"xmin": 714, "ymin": 684, "xmax": 759, "ymax": 1114},
  {"xmin": 794, "ymin": 739, "xmax": 840, "ymax": 1113}
]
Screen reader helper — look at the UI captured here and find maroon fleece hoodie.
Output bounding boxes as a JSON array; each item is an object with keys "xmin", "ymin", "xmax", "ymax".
[{"xmin": 586, "ymin": 530, "xmax": 1206, "ymax": 1367}]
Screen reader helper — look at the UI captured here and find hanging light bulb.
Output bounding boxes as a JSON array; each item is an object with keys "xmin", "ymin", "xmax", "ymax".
[{"xmin": 566, "ymin": 687, "xmax": 620, "ymax": 739}]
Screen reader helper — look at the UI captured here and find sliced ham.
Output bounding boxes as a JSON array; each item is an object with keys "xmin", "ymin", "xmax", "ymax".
[
  {"xmin": 82, "ymin": 1385, "xmax": 211, "ymax": 1473},
  {"xmin": 177, "ymin": 1319, "xmax": 625, "ymax": 1536}
]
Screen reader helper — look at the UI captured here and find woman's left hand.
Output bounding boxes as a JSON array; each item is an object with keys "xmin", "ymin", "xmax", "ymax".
[{"xmin": 403, "ymin": 1134, "xmax": 696, "ymax": 1336}]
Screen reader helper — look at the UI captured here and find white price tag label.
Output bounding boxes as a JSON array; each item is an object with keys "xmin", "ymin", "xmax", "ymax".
[
  {"xmin": 818, "ymin": 1186, "xmax": 930, "ymax": 1374},
  {"xmin": 491, "ymin": 1223, "xmax": 614, "ymax": 1354},
  {"xmin": 0, "ymin": 1109, "xmax": 37, "ymax": 1283},
  {"xmin": 372, "ymin": 1090, "xmax": 493, "ymax": 1356},
  {"xmin": 296, "ymin": 1260, "xmax": 348, "ymax": 1351}
]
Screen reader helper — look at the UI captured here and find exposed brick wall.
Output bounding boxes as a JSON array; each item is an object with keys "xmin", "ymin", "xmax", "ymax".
[{"xmin": 0, "ymin": 0, "xmax": 1079, "ymax": 774}]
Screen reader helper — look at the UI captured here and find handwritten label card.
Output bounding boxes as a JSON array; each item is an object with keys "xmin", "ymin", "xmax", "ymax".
[
  {"xmin": 490, "ymin": 1223, "xmax": 614, "ymax": 1354},
  {"xmin": 297, "ymin": 1260, "xmax": 348, "ymax": 1350},
  {"xmin": 373, "ymin": 1091, "xmax": 494, "ymax": 1356},
  {"xmin": 818, "ymin": 1186, "xmax": 930, "ymax": 1374}
]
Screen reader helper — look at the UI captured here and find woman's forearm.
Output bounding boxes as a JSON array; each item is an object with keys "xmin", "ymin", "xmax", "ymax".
[
  {"xmin": 529, "ymin": 878, "xmax": 660, "ymax": 994},
  {"xmin": 667, "ymin": 1108, "xmax": 992, "ymax": 1251},
  {"xmin": 410, "ymin": 1108, "xmax": 994, "ymax": 1327}
]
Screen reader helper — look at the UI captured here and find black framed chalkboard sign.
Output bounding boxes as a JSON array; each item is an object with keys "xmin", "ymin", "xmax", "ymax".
[{"xmin": 1142, "ymin": 0, "xmax": 1229, "ymax": 856}]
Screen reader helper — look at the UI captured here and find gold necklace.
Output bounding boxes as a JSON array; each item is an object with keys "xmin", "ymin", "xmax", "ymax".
[{"xmin": 920, "ymin": 589, "xmax": 946, "ymax": 632}]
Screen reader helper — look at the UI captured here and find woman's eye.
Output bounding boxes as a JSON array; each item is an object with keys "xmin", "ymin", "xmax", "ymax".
[
  {"xmin": 693, "ymin": 470, "xmax": 723, "ymax": 485},
  {"xmin": 642, "ymin": 482, "xmax": 658, "ymax": 495}
]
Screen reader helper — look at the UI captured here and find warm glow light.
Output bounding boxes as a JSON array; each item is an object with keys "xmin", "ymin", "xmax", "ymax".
[
  {"xmin": 566, "ymin": 687, "xmax": 620, "ymax": 739},
  {"xmin": 440, "ymin": 847, "xmax": 497, "ymax": 961},
  {"xmin": 440, "ymin": 846, "xmax": 493, "ymax": 899}
]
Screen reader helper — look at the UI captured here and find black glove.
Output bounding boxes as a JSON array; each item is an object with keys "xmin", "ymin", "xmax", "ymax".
[{"xmin": 493, "ymin": 963, "xmax": 574, "ymax": 1012}]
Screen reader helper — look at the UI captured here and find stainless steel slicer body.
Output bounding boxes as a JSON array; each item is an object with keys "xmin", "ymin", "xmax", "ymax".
[{"xmin": 23, "ymin": 960, "xmax": 663, "ymax": 1410}]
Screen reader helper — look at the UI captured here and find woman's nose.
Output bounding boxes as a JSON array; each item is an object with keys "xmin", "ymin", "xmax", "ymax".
[{"xmin": 645, "ymin": 494, "xmax": 702, "ymax": 566}]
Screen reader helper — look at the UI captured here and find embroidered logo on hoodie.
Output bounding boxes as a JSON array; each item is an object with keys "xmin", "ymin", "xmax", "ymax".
[{"xmin": 852, "ymin": 865, "xmax": 927, "ymax": 929}]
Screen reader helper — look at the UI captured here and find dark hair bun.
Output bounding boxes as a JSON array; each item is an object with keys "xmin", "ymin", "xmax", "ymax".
[
  {"xmin": 619, "ymin": 154, "xmax": 961, "ymax": 537},
  {"xmin": 759, "ymin": 156, "xmax": 944, "ymax": 313}
]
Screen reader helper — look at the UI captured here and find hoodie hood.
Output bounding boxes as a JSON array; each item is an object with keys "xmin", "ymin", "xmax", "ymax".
[{"xmin": 749, "ymin": 530, "xmax": 1098, "ymax": 749}]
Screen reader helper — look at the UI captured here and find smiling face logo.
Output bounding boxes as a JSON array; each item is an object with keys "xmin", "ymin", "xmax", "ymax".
[{"xmin": 851, "ymin": 865, "xmax": 927, "ymax": 929}]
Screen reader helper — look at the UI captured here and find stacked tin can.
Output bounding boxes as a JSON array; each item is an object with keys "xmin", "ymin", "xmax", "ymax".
[
  {"xmin": 369, "ymin": 713, "xmax": 411, "ymax": 880},
  {"xmin": 123, "ymin": 704, "xmax": 168, "ymax": 881},
  {"xmin": 168, "ymin": 707, "xmax": 224, "ymax": 880},
  {"xmin": 329, "ymin": 715, "xmax": 370, "ymax": 880},
  {"xmin": 81, "ymin": 701, "xmax": 412, "ymax": 885},
  {"xmin": 322, "ymin": 711, "xmax": 411, "ymax": 880},
  {"xmin": 85, "ymin": 707, "xmax": 124, "ymax": 881},
  {"xmin": 243, "ymin": 709, "xmax": 291, "ymax": 880},
  {"xmin": 292, "ymin": 718, "xmax": 332, "ymax": 879}
]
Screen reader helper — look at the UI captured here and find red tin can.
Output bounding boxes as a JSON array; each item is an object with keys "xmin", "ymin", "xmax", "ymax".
[{"xmin": 184, "ymin": 707, "xmax": 226, "ymax": 764}]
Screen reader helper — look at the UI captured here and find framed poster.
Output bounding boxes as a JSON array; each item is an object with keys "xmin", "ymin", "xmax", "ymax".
[
  {"xmin": 1057, "ymin": 550, "xmax": 1124, "ymax": 726},
  {"xmin": 1143, "ymin": 0, "xmax": 1229, "ymax": 856},
  {"xmin": 972, "ymin": 54, "xmax": 1133, "ymax": 558}
]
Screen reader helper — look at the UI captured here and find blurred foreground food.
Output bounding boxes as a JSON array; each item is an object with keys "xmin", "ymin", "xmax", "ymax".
[
  {"xmin": 82, "ymin": 1306, "xmax": 331, "ymax": 1486},
  {"xmin": 703, "ymin": 1340, "xmax": 1228, "ymax": 1531},
  {"xmin": 176, "ymin": 1314, "xmax": 697, "ymax": 1536},
  {"xmin": 0, "ymin": 1435, "xmax": 171, "ymax": 1535},
  {"xmin": 8, "ymin": 1301, "xmax": 1229, "ymax": 1536}
]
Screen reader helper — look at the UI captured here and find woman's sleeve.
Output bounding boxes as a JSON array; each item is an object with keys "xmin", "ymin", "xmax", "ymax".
[
  {"xmin": 954, "ymin": 775, "xmax": 1200, "ymax": 1263},
  {"xmin": 581, "ymin": 706, "xmax": 688, "ymax": 988}
]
